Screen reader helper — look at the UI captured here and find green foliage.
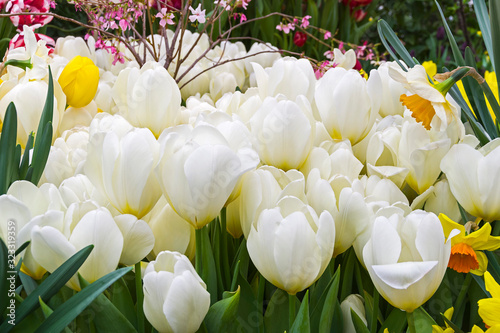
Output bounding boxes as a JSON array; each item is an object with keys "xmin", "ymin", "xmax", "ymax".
[{"xmin": 0, "ymin": 67, "xmax": 55, "ymax": 195}]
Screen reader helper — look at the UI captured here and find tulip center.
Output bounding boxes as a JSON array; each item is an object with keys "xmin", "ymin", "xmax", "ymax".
[
  {"xmin": 448, "ymin": 242, "xmax": 479, "ymax": 273},
  {"xmin": 400, "ymin": 94, "xmax": 435, "ymax": 130}
]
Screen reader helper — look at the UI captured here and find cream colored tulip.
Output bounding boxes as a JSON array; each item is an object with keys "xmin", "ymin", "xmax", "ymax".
[
  {"xmin": 247, "ymin": 196, "xmax": 335, "ymax": 295},
  {"xmin": 143, "ymin": 251, "xmax": 210, "ymax": 333},
  {"xmin": 85, "ymin": 127, "xmax": 162, "ymax": 219},
  {"xmin": 441, "ymin": 138, "xmax": 500, "ymax": 221},
  {"xmin": 363, "ymin": 210, "xmax": 457, "ymax": 312}
]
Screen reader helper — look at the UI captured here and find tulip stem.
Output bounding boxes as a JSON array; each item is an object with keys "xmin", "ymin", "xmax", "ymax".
[
  {"xmin": 289, "ymin": 293, "xmax": 296, "ymax": 329},
  {"xmin": 195, "ymin": 227, "xmax": 203, "ymax": 275},
  {"xmin": 135, "ymin": 262, "xmax": 145, "ymax": 333},
  {"xmin": 406, "ymin": 311, "xmax": 416, "ymax": 333}
]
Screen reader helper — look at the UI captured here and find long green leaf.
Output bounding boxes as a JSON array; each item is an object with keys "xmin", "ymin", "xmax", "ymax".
[
  {"xmin": 377, "ymin": 19, "xmax": 415, "ymax": 70},
  {"xmin": 318, "ymin": 267, "xmax": 341, "ymax": 332},
  {"xmin": 434, "ymin": 0, "xmax": 465, "ymax": 66},
  {"xmin": 201, "ymin": 226, "xmax": 218, "ymax": 305},
  {"xmin": 79, "ymin": 275, "xmax": 137, "ymax": 333},
  {"xmin": 378, "ymin": 308, "xmax": 406, "ymax": 333},
  {"xmin": 19, "ymin": 133, "xmax": 34, "ymax": 180},
  {"xmin": 29, "ymin": 122, "xmax": 52, "ymax": 185},
  {"xmin": 351, "ymin": 309, "xmax": 370, "ymax": 333},
  {"xmin": 290, "ymin": 290, "xmax": 310, "ymax": 333},
  {"xmin": 474, "ymin": 0, "xmax": 494, "ymax": 69},
  {"xmin": 490, "ymin": 0, "xmax": 500, "ymax": 94},
  {"xmin": 34, "ymin": 267, "xmax": 132, "ymax": 333},
  {"xmin": 0, "ymin": 239, "xmax": 9, "ymax": 321},
  {"xmin": 30, "ymin": 66, "xmax": 54, "ymax": 185},
  {"xmin": 110, "ymin": 277, "xmax": 137, "ymax": 329},
  {"xmin": 0, "ymin": 103, "xmax": 18, "ymax": 195},
  {"xmin": 0, "ymin": 245, "xmax": 94, "ymax": 332}
]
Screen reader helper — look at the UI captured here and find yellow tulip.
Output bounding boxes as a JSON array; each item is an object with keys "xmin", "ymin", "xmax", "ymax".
[{"xmin": 58, "ymin": 56, "xmax": 99, "ymax": 108}]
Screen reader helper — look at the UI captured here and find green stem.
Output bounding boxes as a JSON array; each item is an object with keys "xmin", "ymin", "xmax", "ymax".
[
  {"xmin": 257, "ymin": 274, "xmax": 266, "ymax": 333},
  {"xmin": 289, "ymin": 293, "xmax": 296, "ymax": 329},
  {"xmin": 451, "ymin": 273, "xmax": 472, "ymax": 322},
  {"xmin": 493, "ymin": 220, "xmax": 500, "ymax": 236},
  {"xmin": 220, "ymin": 207, "xmax": 231, "ymax": 288},
  {"xmin": 195, "ymin": 228, "xmax": 203, "ymax": 275},
  {"xmin": 406, "ymin": 311, "xmax": 416, "ymax": 333},
  {"xmin": 370, "ymin": 288, "xmax": 379, "ymax": 333},
  {"xmin": 135, "ymin": 262, "xmax": 145, "ymax": 333}
]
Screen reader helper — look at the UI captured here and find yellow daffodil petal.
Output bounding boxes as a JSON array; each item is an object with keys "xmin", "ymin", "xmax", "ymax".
[
  {"xmin": 432, "ymin": 325, "xmax": 444, "ymax": 333},
  {"xmin": 439, "ymin": 214, "xmax": 466, "ymax": 240},
  {"xmin": 478, "ymin": 298, "xmax": 500, "ymax": 328},
  {"xmin": 467, "ymin": 223, "xmax": 500, "ymax": 251},
  {"xmin": 484, "ymin": 271, "xmax": 500, "ymax": 298},
  {"xmin": 471, "ymin": 251, "xmax": 489, "ymax": 276},
  {"xmin": 471, "ymin": 325, "xmax": 486, "ymax": 333},
  {"xmin": 444, "ymin": 306, "xmax": 454, "ymax": 322}
]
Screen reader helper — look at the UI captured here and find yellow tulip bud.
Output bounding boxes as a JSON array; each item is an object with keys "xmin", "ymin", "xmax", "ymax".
[{"xmin": 58, "ymin": 56, "xmax": 99, "ymax": 108}]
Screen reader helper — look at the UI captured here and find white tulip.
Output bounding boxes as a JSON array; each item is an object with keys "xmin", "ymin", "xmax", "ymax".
[
  {"xmin": 341, "ymin": 294, "xmax": 367, "ymax": 333},
  {"xmin": 114, "ymin": 214, "xmax": 155, "ymax": 265},
  {"xmin": 85, "ymin": 127, "xmax": 162, "ymax": 218},
  {"xmin": 363, "ymin": 210, "xmax": 457, "ymax": 312},
  {"xmin": 440, "ymin": 138, "xmax": 500, "ymax": 221},
  {"xmin": 156, "ymin": 124, "xmax": 259, "ymax": 228},
  {"xmin": 315, "ymin": 67, "xmax": 381, "ymax": 145},
  {"xmin": 250, "ymin": 95, "xmax": 315, "ymax": 170},
  {"xmin": 112, "ymin": 61, "xmax": 182, "ymax": 137},
  {"xmin": 143, "ymin": 251, "xmax": 210, "ymax": 333},
  {"xmin": 247, "ymin": 196, "xmax": 335, "ymax": 295},
  {"xmin": 376, "ymin": 62, "xmax": 407, "ymax": 117}
]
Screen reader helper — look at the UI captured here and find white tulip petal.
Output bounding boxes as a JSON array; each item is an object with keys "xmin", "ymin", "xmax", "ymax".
[{"xmin": 371, "ymin": 261, "xmax": 438, "ymax": 289}]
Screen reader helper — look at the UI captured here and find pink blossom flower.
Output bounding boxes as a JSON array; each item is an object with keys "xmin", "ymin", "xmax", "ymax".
[
  {"xmin": 324, "ymin": 30, "xmax": 331, "ymax": 40},
  {"xmin": 240, "ymin": 13, "xmax": 247, "ymax": 23},
  {"xmin": 323, "ymin": 50, "xmax": 334, "ymax": 60},
  {"xmin": 214, "ymin": 0, "xmax": 231, "ymax": 11},
  {"xmin": 241, "ymin": 0, "xmax": 251, "ymax": 9},
  {"xmin": 156, "ymin": 8, "xmax": 175, "ymax": 27},
  {"xmin": 300, "ymin": 15, "xmax": 311, "ymax": 29},
  {"xmin": 189, "ymin": 4, "xmax": 206, "ymax": 24},
  {"xmin": 276, "ymin": 22, "xmax": 295, "ymax": 34}
]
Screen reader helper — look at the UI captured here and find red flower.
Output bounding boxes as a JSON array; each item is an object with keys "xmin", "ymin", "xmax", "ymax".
[
  {"xmin": 341, "ymin": 0, "xmax": 373, "ymax": 8},
  {"xmin": 9, "ymin": 31, "xmax": 55, "ymax": 53},
  {"xmin": 293, "ymin": 31, "xmax": 307, "ymax": 47},
  {"xmin": 353, "ymin": 9, "xmax": 367, "ymax": 22},
  {"xmin": 6, "ymin": 0, "xmax": 54, "ymax": 28}
]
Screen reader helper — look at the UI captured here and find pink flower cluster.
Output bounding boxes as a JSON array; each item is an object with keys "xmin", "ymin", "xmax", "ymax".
[
  {"xmin": 276, "ymin": 14, "xmax": 311, "ymax": 34},
  {"xmin": 5, "ymin": 0, "xmax": 55, "ymax": 28}
]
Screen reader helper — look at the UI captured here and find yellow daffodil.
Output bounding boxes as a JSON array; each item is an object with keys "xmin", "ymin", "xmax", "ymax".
[
  {"xmin": 389, "ymin": 64, "xmax": 470, "ymax": 131},
  {"xmin": 440, "ymin": 214, "xmax": 500, "ymax": 275},
  {"xmin": 58, "ymin": 55, "xmax": 99, "ymax": 108},
  {"xmin": 478, "ymin": 271, "xmax": 500, "ymax": 331},
  {"xmin": 432, "ymin": 307, "xmax": 454, "ymax": 333},
  {"xmin": 423, "ymin": 60, "xmax": 438, "ymax": 83}
]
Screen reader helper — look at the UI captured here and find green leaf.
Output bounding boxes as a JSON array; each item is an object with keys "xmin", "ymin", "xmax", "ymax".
[
  {"xmin": 377, "ymin": 19, "xmax": 415, "ymax": 70},
  {"xmin": 110, "ymin": 277, "xmax": 137, "ymax": 328},
  {"xmin": 29, "ymin": 122, "xmax": 52, "ymax": 185},
  {"xmin": 34, "ymin": 267, "xmax": 133, "ymax": 333},
  {"xmin": 317, "ymin": 267, "xmax": 341, "ymax": 332},
  {"xmin": 474, "ymin": 0, "xmax": 494, "ymax": 69},
  {"xmin": 19, "ymin": 133, "xmax": 33, "ymax": 180},
  {"xmin": 264, "ymin": 288, "xmax": 290, "ymax": 333},
  {"xmin": 19, "ymin": 271, "xmax": 38, "ymax": 296},
  {"xmin": 378, "ymin": 308, "xmax": 406, "ymax": 333},
  {"xmin": 340, "ymin": 249, "xmax": 356, "ymax": 301},
  {"xmin": 412, "ymin": 306, "xmax": 438, "ymax": 333},
  {"xmin": 0, "ymin": 102, "xmax": 18, "ymax": 195},
  {"xmin": 79, "ymin": 275, "xmax": 137, "ymax": 333},
  {"xmin": 235, "ymin": 270, "xmax": 261, "ymax": 331},
  {"xmin": 434, "ymin": 0, "xmax": 465, "ymax": 66},
  {"xmin": 290, "ymin": 290, "xmax": 310, "ymax": 333},
  {"xmin": 38, "ymin": 296, "xmax": 53, "ymax": 318},
  {"xmin": 0, "ymin": 239, "xmax": 9, "ymax": 319},
  {"xmin": 29, "ymin": 66, "xmax": 54, "ymax": 185},
  {"xmin": 0, "ymin": 245, "xmax": 94, "ymax": 332},
  {"xmin": 351, "ymin": 308, "xmax": 370, "ymax": 333},
  {"xmin": 15, "ymin": 241, "xmax": 30, "ymax": 257},
  {"xmin": 200, "ymin": 226, "xmax": 218, "ymax": 305},
  {"xmin": 490, "ymin": 0, "xmax": 500, "ymax": 90},
  {"xmin": 205, "ymin": 286, "xmax": 240, "ymax": 333}
]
